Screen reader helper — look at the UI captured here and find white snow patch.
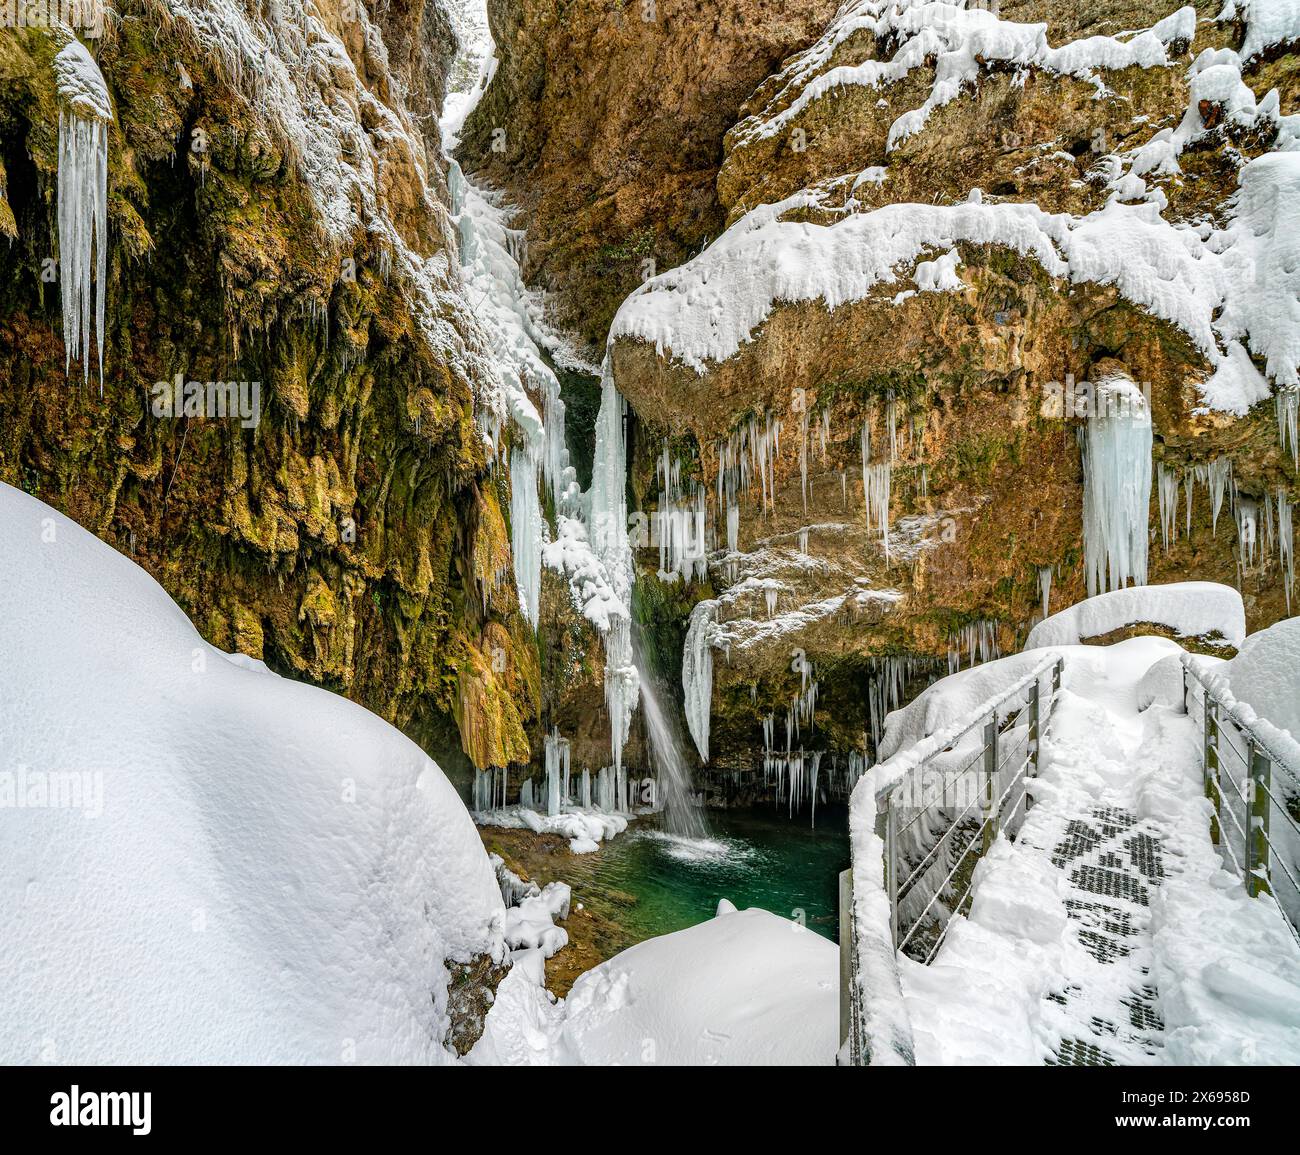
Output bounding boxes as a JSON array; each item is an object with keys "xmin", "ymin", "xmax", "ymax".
[{"xmin": 0, "ymin": 483, "xmax": 504, "ymax": 1063}]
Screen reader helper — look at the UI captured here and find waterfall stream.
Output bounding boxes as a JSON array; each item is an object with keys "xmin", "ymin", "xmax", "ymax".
[{"xmin": 632, "ymin": 621, "xmax": 710, "ymax": 840}]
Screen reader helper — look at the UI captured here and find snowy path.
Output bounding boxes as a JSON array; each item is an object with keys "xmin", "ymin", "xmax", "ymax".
[{"xmin": 899, "ymin": 638, "xmax": 1300, "ymax": 1065}]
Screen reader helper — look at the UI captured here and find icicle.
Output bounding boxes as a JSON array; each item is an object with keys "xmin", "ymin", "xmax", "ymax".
[
  {"xmin": 864, "ymin": 464, "xmax": 891, "ymax": 558},
  {"xmin": 682, "ymin": 600, "xmax": 719, "ymax": 762},
  {"xmin": 764, "ymin": 585, "xmax": 778, "ymax": 617},
  {"xmin": 1278, "ymin": 388, "xmax": 1299, "ymax": 470},
  {"xmin": 54, "ymin": 39, "xmax": 112, "ymax": 389},
  {"xmin": 1157, "ymin": 462, "xmax": 1180, "ymax": 551},
  {"xmin": 1038, "ymin": 566, "xmax": 1053, "ymax": 618},
  {"xmin": 1236, "ymin": 495, "xmax": 1259, "ymax": 570},
  {"xmin": 1208, "ymin": 457, "xmax": 1232, "ymax": 536},
  {"xmin": 544, "ymin": 727, "xmax": 570, "ymax": 817},
  {"xmin": 1278, "ymin": 489, "xmax": 1294, "ymax": 615},
  {"xmin": 1081, "ymin": 376, "xmax": 1152, "ymax": 596}
]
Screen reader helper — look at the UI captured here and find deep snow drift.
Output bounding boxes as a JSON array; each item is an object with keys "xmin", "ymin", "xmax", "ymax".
[
  {"xmin": 0, "ymin": 484, "xmax": 505, "ymax": 1064},
  {"xmin": 470, "ymin": 904, "xmax": 839, "ymax": 1065}
]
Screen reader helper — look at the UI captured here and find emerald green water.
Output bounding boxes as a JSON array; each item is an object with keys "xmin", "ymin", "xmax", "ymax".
[{"xmin": 562, "ymin": 805, "xmax": 849, "ymax": 944}]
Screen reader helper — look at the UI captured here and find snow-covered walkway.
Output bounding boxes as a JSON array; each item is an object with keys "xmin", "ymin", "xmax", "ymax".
[{"xmin": 891, "ymin": 637, "xmax": 1300, "ymax": 1066}]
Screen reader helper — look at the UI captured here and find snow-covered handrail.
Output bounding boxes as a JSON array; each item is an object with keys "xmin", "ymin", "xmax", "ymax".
[
  {"xmin": 843, "ymin": 653, "xmax": 1064, "ymax": 1066},
  {"xmin": 1181, "ymin": 655, "xmax": 1300, "ymax": 942}
]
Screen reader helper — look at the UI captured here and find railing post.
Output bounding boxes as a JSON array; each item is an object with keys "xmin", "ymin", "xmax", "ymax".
[
  {"xmin": 877, "ymin": 799, "xmax": 898, "ymax": 947},
  {"xmin": 982, "ymin": 717, "xmax": 998, "ymax": 852},
  {"xmin": 1026, "ymin": 677, "xmax": 1041, "ymax": 814},
  {"xmin": 1205, "ymin": 695, "xmax": 1222, "ymax": 846},
  {"xmin": 1051, "ymin": 657, "xmax": 1061, "ymax": 700},
  {"xmin": 1246, "ymin": 740, "xmax": 1273, "ymax": 899},
  {"xmin": 838, "ymin": 868, "xmax": 854, "ymax": 1061}
]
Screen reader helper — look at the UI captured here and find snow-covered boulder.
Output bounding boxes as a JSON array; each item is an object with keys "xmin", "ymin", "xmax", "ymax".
[
  {"xmin": 1025, "ymin": 582, "xmax": 1246, "ymax": 651},
  {"xmin": 0, "ymin": 483, "xmax": 505, "ymax": 1063},
  {"xmin": 1225, "ymin": 616, "xmax": 1300, "ymax": 741},
  {"xmin": 472, "ymin": 906, "xmax": 839, "ymax": 1065}
]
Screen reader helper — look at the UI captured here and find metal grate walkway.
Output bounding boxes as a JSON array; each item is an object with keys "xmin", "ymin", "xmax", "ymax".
[{"xmin": 1039, "ymin": 805, "xmax": 1167, "ymax": 1065}]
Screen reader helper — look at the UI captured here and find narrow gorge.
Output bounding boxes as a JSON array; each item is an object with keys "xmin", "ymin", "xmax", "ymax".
[{"xmin": 1, "ymin": 0, "xmax": 1298, "ymax": 1076}]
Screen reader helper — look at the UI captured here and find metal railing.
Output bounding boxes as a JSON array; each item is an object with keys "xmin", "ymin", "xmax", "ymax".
[
  {"xmin": 882, "ymin": 655, "xmax": 1063, "ymax": 962},
  {"xmin": 842, "ymin": 654, "xmax": 1064, "ymax": 1064},
  {"xmin": 1182, "ymin": 655, "xmax": 1300, "ymax": 945}
]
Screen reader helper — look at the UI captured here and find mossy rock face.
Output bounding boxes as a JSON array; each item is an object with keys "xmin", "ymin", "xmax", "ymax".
[{"xmin": 0, "ymin": 8, "xmax": 537, "ymax": 771}]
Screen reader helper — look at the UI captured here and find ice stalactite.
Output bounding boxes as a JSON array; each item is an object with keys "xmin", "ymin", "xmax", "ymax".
[
  {"xmin": 589, "ymin": 367, "xmax": 639, "ymax": 776},
  {"xmin": 682, "ymin": 600, "xmax": 720, "ymax": 763},
  {"xmin": 1038, "ymin": 566, "xmax": 1053, "ymax": 619},
  {"xmin": 509, "ymin": 444, "xmax": 543, "ymax": 628},
  {"xmin": 860, "ymin": 419, "xmax": 892, "ymax": 557},
  {"xmin": 764, "ymin": 583, "xmax": 779, "ymax": 617},
  {"xmin": 1207, "ymin": 457, "xmax": 1232, "ymax": 536},
  {"xmin": 54, "ymin": 39, "xmax": 112, "ymax": 389},
  {"xmin": 1081, "ymin": 376, "xmax": 1152, "ymax": 596},
  {"xmin": 544, "ymin": 727, "xmax": 569, "ymax": 818},
  {"xmin": 947, "ymin": 620, "xmax": 1001, "ymax": 673},
  {"xmin": 1278, "ymin": 490, "xmax": 1295, "ymax": 613},
  {"xmin": 542, "ymin": 376, "xmax": 579, "ymax": 514},
  {"xmin": 1236, "ymin": 495, "xmax": 1259, "ymax": 569},
  {"xmin": 473, "ymin": 766, "xmax": 508, "ymax": 812},
  {"xmin": 1278, "ymin": 387, "xmax": 1299, "ymax": 469},
  {"xmin": 654, "ymin": 441, "xmax": 707, "ymax": 582},
  {"xmin": 1157, "ymin": 461, "xmax": 1181, "ymax": 550}
]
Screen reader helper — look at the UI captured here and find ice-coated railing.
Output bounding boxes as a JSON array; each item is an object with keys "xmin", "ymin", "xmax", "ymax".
[
  {"xmin": 839, "ymin": 653, "xmax": 1064, "ymax": 1066},
  {"xmin": 1181, "ymin": 655, "xmax": 1300, "ymax": 944}
]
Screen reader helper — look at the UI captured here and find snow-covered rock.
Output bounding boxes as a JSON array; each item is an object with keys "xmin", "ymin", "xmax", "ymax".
[
  {"xmin": 0, "ymin": 483, "xmax": 505, "ymax": 1064},
  {"xmin": 1025, "ymin": 582, "xmax": 1247, "ymax": 650},
  {"xmin": 471, "ymin": 905, "xmax": 839, "ymax": 1065},
  {"xmin": 1225, "ymin": 615, "xmax": 1300, "ymax": 741}
]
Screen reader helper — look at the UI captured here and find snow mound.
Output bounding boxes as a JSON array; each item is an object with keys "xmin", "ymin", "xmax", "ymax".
[
  {"xmin": 0, "ymin": 483, "xmax": 504, "ymax": 1064},
  {"xmin": 471, "ymin": 906, "xmax": 839, "ymax": 1065},
  {"xmin": 1025, "ymin": 582, "xmax": 1246, "ymax": 650},
  {"xmin": 1225, "ymin": 616, "xmax": 1300, "ymax": 741}
]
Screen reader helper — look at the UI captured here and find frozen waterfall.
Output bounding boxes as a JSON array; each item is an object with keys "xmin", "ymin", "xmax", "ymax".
[
  {"xmin": 54, "ymin": 39, "xmax": 112, "ymax": 388},
  {"xmin": 1081, "ymin": 376, "xmax": 1152, "ymax": 597},
  {"xmin": 589, "ymin": 367, "xmax": 640, "ymax": 774},
  {"xmin": 682, "ymin": 599, "xmax": 720, "ymax": 763}
]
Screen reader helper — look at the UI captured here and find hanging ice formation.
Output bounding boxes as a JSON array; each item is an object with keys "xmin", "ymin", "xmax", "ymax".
[
  {"xmin": 947, "ymin": 620, "xmax": 1001, "ymax": 673},
  {"xmin": 1037, "ymin": 566, "xmax": 1053, "ymax": 619},
  {"xmin": 53, "ymin": 39, "xmax": 112, "ymax": 388},
  {"xmin": 473, "ymin": 765, "xmax": 509, "ymax": 812},
  {"xmin": 1157, "ymin": 462, "xmax": 1181, "ymax": 551},
  {"xmin": 1236, "ymin": 495, "xmax": 1259, "ymax": 570},
  {"xmin": 1080, "ymin": 376, "xmax": 1152, "ymax": 596},
  {"xmin": 1278, "ymin": 388, "xmax": 1299, "ymax": 469},
  {"xmin": 510, "ymin": 443, "xmax": 543, "ymax": 627},
  {"xmin": 544, "ymin": 727, "xmax": 570, "ymax": 818},
  {"xmin": 1278, "ymin": 490, "xmax": 1295, "ymax": 613},
  {"xmin": 861, "ymin": 422, "xmax": 891, "ymax": 558},
  {"xmin": 682, "ymin": 600, "xmax": 720, "ymax": 762},
  {"xmin": 655, "ymin": 441, "xmax": 708, "ymax": 582}
]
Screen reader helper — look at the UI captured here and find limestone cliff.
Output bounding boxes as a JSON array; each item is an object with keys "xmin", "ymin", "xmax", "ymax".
[
  {"xmin": 457, "ymin": 0, "xmax": 838, "ymax": 353},
  {"xmin": 606, "ymin": 0, "xmax": 1300, "ymax": 773}
]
